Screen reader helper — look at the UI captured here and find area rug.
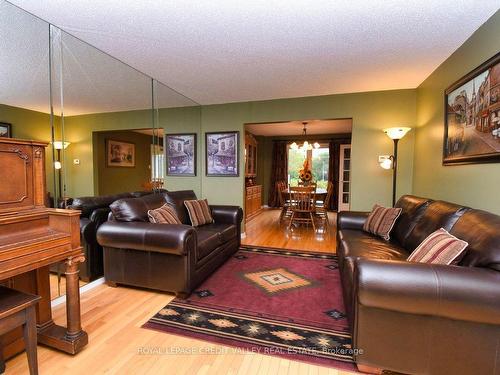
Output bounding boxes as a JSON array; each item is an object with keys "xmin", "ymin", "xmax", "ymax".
[{"xmin": 143, "ymin": 246, "xmax": 356, "ymax": 371}]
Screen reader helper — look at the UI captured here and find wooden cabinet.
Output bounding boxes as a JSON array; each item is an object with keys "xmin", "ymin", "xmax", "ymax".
[
  {"xmin": 245, "ymin": 185, "xmax": 262, "ymax": 220},
  {"xmin": 245, "ymin": 132, "xmax": 257, "ymax": 177}
]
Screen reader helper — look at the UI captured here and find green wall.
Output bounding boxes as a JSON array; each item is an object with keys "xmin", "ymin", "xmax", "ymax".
[
  {"xmin": 94, "ymin": 130, "xmax": 153, "ymax": 196},
  {"xmin": 413, "ymin": 10, "xmax": 500, "ymax": 214}
]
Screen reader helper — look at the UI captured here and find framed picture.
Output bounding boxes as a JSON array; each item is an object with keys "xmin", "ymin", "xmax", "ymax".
[
  {"xmin": 205, "ymin": 131, "xmax": 239, "ymax": 177},
  {"xmin": 0, "ymin": 122, "xmax": 12, "ymax": 138},
  {"xmin": 166, "ymin": 133, "xmax": 197, "ymax": 176},
  {"xmin": 444, "ymin": 52, "xmax": 500, "ymax": 165},
  {"xmin": 106, "ymin": 139, "xmax": 135, "ymax": 167}
]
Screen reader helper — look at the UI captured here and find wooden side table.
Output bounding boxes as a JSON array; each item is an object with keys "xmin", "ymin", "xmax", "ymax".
[{"xmin": 0, "ymin": 287, "xmax": 41, "ymax": 375}]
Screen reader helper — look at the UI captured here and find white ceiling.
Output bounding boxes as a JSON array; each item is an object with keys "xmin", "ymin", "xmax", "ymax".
[
  {"xmin": 3, "ymin": 0, "xmax": 500, "ymax": 111},
  {"xmin": 246, "ymin": 119, "xmax": 352, "ymax": 136}
]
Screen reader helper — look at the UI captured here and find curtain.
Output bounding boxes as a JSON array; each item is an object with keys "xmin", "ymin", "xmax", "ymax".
[
  {"xmin": 268, "ymin": 141, "xmax": 288, "ymax": 207},
  {"xmin": 328, "ymin": 140, "xmax": 339, "ymax": 211}
]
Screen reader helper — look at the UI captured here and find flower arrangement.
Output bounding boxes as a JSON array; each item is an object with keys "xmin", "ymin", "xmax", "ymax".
[{"xmin": 298, "ymin": 159, "xmax": 313, "ymax": 183}]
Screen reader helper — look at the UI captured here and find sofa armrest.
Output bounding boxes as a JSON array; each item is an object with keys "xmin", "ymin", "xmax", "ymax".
[
  {"xmin": 337, "ymin": 211, "xmax": 369, "ymax": 230},
  {"xmin": 97, "ymin": 221, "xmax": 196, "ymax": 256},
  {"xmin": 356, "ymin": 258, "xmax": 500, "ymax": 325},
  {"xmin": 89, "ymin": 207, "xmax": 112, "ymax": 228},
  {"xmin": 210, "ymin": 205, "xmax": 243, "ymax": 226}
]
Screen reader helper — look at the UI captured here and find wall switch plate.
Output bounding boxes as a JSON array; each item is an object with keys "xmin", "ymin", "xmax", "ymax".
[{"xmin": 73, "ymin": 159, "xmax": 80, "ymax": 165}]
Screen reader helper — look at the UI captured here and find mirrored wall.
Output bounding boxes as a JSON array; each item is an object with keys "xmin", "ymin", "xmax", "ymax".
[{"xmin": 0, "ymin": 0, "xmax": 201, "ymax": 299}]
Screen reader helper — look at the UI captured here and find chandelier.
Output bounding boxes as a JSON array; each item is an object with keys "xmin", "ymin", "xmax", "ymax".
[{"xmin": 290, "ymin": 122, "xmax": 320, "ymax": 151}]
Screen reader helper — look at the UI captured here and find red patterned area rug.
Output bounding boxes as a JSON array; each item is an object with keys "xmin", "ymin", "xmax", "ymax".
[{"xmin": 143, "ymin": 246, "xmax": 356, "ymax": 371}]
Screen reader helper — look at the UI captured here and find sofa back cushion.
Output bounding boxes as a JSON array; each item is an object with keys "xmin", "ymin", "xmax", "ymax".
[
  {"xmin": 70, "ymin": 192, "xmax": 133, "ymax": 218},
  {"xmin": 404, "ymin": 201, "xmax": 469, "ymax": 251},
  {"xmin": 392, "ymin": 195, "xmax": 432, "ymax": 247},
  {"xmin": 451, "ymin": 209, "xmax": 500, "ymax": 271},
  {"xmin": 110, "ymin": 193, "xmax": 167, "ymax": 222},
  {"xmin": 165, "ymin": 190, "xmax": 198, "ymax": 225}
]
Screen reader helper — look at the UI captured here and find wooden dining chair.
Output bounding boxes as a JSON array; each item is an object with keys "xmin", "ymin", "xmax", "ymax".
[
  {"xmin": 277, "ymin": 180, "xmax": 291, "ymax": 222},
  {"xmin": 288, "ymin": 186, "xmax": 316, "ymax": 231},
  {"xmin": 316, "ymin": 181, "xmax": 334, "ymax": 227}
]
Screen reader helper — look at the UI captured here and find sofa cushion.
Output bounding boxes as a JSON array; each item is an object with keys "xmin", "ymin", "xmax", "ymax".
[
  {"xmin": 338, "ymin": 229, "xmax": 409, "ymax": 263},
  {"xmin": 451, "ymin": 209, "xmax": 500, "ymax": 271},
  {"xmin": 110, "ymin": 193, "xmax": 167, "ymax": 222},
  {"xmin": 148, "ymin": 204, "xmax": 182, "ymax": 224},
  {"xmin": 185, "ymin": 199, "xmax": 214, "ymax": 227},
  {"xmin": 165, "ymin": 190, "xmax": 198, "ymax": 225},
  {"xmin": 363, "ymin": 204, "xmax": 402, "ymax": 241},
  {"xmin": 407, "ymin": 228, "xmax": 469, "ymax": 265},
  {"xmin": 392, "ymin": 195, "xmax": 432, "ymax": 248},
  {"xmin": 404, "ymin": 201, "xmax": 469, "ymax": 252},
  {"xmin": 195, "ymin": 224, "xmax": 237, "ymax": 260},
  {"xmin": 70, "ymin": 192, "xmax": 133, "ymax": 217}
]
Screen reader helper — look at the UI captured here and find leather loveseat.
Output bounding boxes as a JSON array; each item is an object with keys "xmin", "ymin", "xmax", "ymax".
[
  {"xmin": 337, "ymin": 195, "xmax": 500, "ymax": 375},
  {"xmin": 96, "ymin": 190, "xmax": 243, "ymax": 298},
  {"xmin": 52, "ymin": 190, "xmax": 167, "ymax": 282}
]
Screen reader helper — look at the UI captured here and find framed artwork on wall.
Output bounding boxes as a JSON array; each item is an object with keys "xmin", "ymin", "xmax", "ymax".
[
  {"xmin": 165, "ymin": 133, "xmax": 196, "ymax": 176},
  {"xmin": 0, "ymin": 122, "xmax": 12, "ymax": 138},
  {"xmin": 205, "ymin": 131, "xmax": 239, "ymax": 177},
  {"xmin": 444, "ymin": 52, "xmax": 500, "ymax": 165},
  {"xmin": 106, "ymin": 139, "xmax": 135, "ymax": 167}
]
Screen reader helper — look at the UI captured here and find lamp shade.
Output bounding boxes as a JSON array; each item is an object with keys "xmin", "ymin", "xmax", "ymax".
[
  {"xmin": 53, "ymin": 141, "xmax": 70, "ymax": 150},
  {"xmin": 383, "ymin": 127, "xmax": 411, "ymax": 140}
]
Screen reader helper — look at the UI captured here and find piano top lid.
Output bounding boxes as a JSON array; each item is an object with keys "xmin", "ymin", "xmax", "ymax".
[{"xmin": 0, "ymin": 137, "xmax": 49, "ymax": 147}]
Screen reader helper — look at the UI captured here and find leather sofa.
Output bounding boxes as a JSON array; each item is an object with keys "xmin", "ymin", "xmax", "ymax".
[
  {"xmin": 337, "ymin": 195, "xmax": 500, "ymax": 375},
  {"xmin": 51, "ymin": 190, "xmax": 166, "ymax": 282},
  {"xmin": 96, "ymin": 190, "xmax": 243, "ymax": 297}
]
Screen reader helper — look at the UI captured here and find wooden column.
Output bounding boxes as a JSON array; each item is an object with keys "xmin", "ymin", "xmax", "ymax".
[{"xmin": 64, "ymin": 256, "xmax": 85, "ymax": 339}]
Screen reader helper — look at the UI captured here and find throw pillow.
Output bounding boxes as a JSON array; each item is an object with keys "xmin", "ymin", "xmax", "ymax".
[
  {"xmin": 363, "ymin": 204, "xmax": 402, "ymax": 241},
  {"xmin": 148, "ymin": 204, "xmax": 182, "ymax": 224},
  {"xmin": 184, "ymin": 199, "xmax": 213, "ymax": 227},
  {"xmin": 407, "ymin": 228, "xmax": 468, "ymax": 265}
]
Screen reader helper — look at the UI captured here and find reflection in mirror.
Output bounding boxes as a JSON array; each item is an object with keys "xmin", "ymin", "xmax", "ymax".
[{"xmin": 154, "ymin": 80, "xmax": 202, "ymax": 196}]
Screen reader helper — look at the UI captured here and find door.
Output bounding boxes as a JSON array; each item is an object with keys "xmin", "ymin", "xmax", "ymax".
[{"xmin": 338, "ymin": 145, "xmax": 351, "ymax": 211}]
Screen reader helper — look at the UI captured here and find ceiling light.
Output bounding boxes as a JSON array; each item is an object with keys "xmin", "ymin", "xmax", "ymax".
[{"xmin": 290, "ymin": 122, "xmax": 319, "ymax": 152}]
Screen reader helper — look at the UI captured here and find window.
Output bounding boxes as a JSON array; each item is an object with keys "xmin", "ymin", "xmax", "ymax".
[{"xmin": 288, "ymin": 144, "xmax": 329, "ymax": 189}]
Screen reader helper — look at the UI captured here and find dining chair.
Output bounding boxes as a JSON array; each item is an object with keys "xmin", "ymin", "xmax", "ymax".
[
  {"xmin": 288, "ymin": 186, "xmax": 316, "ymax": 231},
  {"xmin": 316, "ymin": 181, "xmax": 334, "ymax": 227},
  {"xmin": 277, "ymin": 180, "xmax": 291, "ymax": 222}
]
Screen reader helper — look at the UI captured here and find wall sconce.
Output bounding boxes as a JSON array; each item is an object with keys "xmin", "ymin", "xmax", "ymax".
[{"xmin": 381, "ymin": 127, "xmax": 411, "ymax": 206}]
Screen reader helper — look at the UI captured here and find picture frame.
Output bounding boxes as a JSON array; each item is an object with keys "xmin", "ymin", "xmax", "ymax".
[
  {"xmin": 0, "ymin": 122, "xmax": 12, "ymax": 138},
  {"xmin": 165, "ymin": 133, "xmax": 197, "ymax": 176},
  {"xmin": 443, "ymin": 52, "xmax": 500, "ymax": 165},
  {"xmin": 106, "ymin": 139, "xmax": 135, "ymax": 167},
  {"xmin": 205, "ymin": 131, "xmax": 239, "ymax": 177}
]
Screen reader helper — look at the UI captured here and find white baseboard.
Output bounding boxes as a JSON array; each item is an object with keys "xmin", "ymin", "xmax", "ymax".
[
  {"xmin": 262, "ymin": 205, "xmax": 269, "ymax": 208},
  {"xmin": 241, "ymin": 232, "xmax": 246, "ymax": 239},
  {"xmin": 51, "ymin": 277, "xmax": 106, "ymax": 308}
]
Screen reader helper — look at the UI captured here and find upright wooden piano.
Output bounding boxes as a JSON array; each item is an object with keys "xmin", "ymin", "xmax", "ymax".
[{"xmin": 0, "ymin": 138, "xmax": 88, "ymax": 362}]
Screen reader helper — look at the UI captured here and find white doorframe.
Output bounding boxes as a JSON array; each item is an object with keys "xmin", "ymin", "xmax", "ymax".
[{"xmin": 338, "ymin": 144, "xmax": 351, "ymax": 211}]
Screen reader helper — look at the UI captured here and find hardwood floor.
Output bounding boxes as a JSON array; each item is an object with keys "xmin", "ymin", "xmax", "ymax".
[
  {"xmin": 6, "ymin": 209, "xmax": 352, "ymax": 375},
  {"xmin": 242, "ymin": 208, "xmax": 337, "ymax": 253}
]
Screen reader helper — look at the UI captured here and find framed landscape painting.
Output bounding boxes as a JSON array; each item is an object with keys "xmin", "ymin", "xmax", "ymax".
[
  {"xmin": 444, "ymin": 52, "xmax": 500, "ymax": 165},
  {"xmin": 0, "ymin": 122, "xmax": 12, "ymax": 138},
  {"xmin": 166, "ymin": 133, "xmax": 196, "ymax": 176},
  {"xmin": 205, "ymin": 131, "xmax": 239, "ymax": 177},
  {"xmin": 107, "ymin": 139, "xmax": 135, "ymax": 167}
]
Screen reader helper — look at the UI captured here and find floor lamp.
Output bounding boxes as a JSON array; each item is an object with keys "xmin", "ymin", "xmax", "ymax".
[{"xmin": 380, "ymin": 127, "xmax": 411, "ymax": 207}]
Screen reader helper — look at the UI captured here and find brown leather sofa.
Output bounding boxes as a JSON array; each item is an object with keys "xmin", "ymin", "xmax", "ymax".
[
  {"xmin": 96, "ymin": 190, "xmax": 243, "ymax": 297},
  {"xmin": 337, "ymin": 195, "xmax": 500, "ymax": 375}
]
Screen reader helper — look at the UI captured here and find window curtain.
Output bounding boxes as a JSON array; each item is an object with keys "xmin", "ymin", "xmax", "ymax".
[
  {"xmin": 328, "ymin": 141, "xmax": 339, "ymax": 211},
  {"xmin": 268, "ymin": 141, "xmax": 288, "ymax": 207}
]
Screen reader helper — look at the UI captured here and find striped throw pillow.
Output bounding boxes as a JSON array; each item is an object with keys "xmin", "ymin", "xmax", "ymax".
[
  {"xmin": 363, "ymin": 204, "xmax": 402, "ymax": 241},
  {"xmin": 184, "ymin": 199, "xmax": 213, "ymax": 227},
  {"xmin": 148, "ymin": 204, "xmax": 182, "ymax": 224},
  {"xmin": 407, "ymin": 228, "xmax": 468, "ymax": 265}
]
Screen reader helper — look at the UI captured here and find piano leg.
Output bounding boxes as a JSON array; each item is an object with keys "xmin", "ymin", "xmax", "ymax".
[{"xmin": 36, "ymin": 257, "xmax": 88, "ymax": 354}]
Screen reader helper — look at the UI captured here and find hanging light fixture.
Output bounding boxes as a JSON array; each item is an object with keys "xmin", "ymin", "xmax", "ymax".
[{"xmin": 290, "ymin": 122, "xmax": 320, "ymax": 151}]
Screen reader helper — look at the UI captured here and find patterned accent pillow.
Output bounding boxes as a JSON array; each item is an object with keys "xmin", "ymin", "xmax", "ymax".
[
  {"xmin": 363, "ymin": 204, "xmax": 402, "ymax": 241},
  {"xmin": 148, "ymin": 204, "xmax": 182, "ymax": 224},
  {"xmin": 407, "ymin": 228, "xmax": 468, "ymax": 265},
  {"xmin": 184, "ymin": 199, "xmax": 214, "ymax": 227}
]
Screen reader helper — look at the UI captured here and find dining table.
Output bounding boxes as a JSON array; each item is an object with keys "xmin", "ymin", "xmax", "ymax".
[{"xmin": 281, "ymin": 187, "xmax": 328, "ymax": 202}]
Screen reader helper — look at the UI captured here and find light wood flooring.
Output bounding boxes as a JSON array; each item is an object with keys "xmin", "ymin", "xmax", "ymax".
[
  {"xmin": 6, "ymin": 209, "xmax": 352, "ymax": 375},
  {"xmin": 242, "ymin": 208, "xmax": 337, "ymax": 253}
]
